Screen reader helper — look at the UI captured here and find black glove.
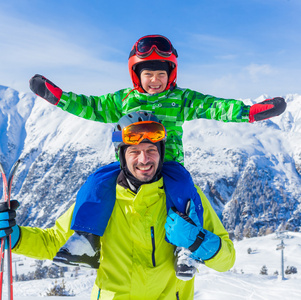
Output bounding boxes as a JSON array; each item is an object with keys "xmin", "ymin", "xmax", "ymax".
[
  {"xmin": 0, "ymin": 200, "xmax": 20, "ymax": 249},
  {"xmin": 249, "ymin": 97, "xmax": 286, "ymax": 123},
  {"xmin": 29, "ymin": 74, "xmax": 63, "ymax": 105}
]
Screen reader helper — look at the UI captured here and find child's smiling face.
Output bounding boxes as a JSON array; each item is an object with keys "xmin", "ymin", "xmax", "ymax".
[{"xmin": 140, "ymin": 70, "xmax": 168, "ymax": 94}]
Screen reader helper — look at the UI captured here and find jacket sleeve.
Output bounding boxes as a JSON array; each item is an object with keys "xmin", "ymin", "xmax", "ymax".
[
  {"xmin": 182, "ymin": 89, "xmax": 250, "ymax": 123},
  {"xmin": 196, "ymin": 186, "xmax": 236, "ymax": 272},
  {"xmin": 12, "ymin": 204, "xmax": 75, "ymax": 260},
  {"xmin": 56, "ymin": 89, "xmax": 130, "ymax": 123}
]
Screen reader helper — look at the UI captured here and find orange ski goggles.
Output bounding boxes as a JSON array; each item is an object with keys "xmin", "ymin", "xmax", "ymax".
[{"xmin": 112, "ymin": 121, "xmax": 166, "ymax": 145}]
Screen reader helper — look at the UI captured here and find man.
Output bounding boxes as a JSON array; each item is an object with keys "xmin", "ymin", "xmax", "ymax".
[{"xmin": 0, "ymin": 111, "xmax": 235, "ymax": 299}]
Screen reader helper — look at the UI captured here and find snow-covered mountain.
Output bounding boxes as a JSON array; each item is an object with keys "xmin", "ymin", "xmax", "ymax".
[{"xmin": 0, "ymin": 85, "xmax": 301, "ymax": 236}]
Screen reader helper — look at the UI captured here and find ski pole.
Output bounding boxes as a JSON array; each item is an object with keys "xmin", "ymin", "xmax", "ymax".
[
  {"xmin": 0, "ymin": 162, "xmax": 7, "ymax": 300},
  {"xmin": 0, "ymin": 160, "xmax": 21, "ymax": 300}
]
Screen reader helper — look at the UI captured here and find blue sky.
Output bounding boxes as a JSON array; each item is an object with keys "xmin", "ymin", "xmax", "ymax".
[{"xmin": 0, "ymin": 0, "xmax": 300, "ymax": 99}]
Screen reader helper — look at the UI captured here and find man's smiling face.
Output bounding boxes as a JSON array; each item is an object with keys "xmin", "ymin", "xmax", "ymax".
[{"xmin": 125, "ymin": 142, "xmax": 160, "ymax": 182}]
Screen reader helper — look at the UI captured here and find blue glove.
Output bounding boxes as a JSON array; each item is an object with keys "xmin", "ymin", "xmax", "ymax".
[
  {"xmin": 165, "ymin": 202, "xmax": 221, "ymax": 261},
  {"xmin": 0, "ymin": 200, "xmax": 21, "ymax": 249}
]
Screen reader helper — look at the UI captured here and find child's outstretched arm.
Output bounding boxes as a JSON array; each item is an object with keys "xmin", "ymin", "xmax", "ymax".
[
  {"xmin": 183, "ymin": 90, "xmax": 286, "ymax": 123},
  {"xmin": 29, "ymin": 74, "xmax": 124, "ymax": 123}
]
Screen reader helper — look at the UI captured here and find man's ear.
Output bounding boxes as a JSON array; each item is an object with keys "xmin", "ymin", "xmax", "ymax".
[{"xmin": 119, "ymin": 146, "xmax": 128, "ymax": 170}]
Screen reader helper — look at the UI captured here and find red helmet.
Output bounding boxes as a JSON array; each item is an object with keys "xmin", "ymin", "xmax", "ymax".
[{"xmin": 128, "ymin": 35, "xmax": 178, "ymax": 92}]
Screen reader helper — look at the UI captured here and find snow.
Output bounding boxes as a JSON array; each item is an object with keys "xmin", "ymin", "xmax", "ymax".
[
  {"xmin": 62, "ymin": 232, "xmax": 96, "ymax": 257},
  {"xmin": 194, "ymin": 232, "xmax": 301, "ymax": 299},
  {"xmin": 0, "ymin": 232, "xmax": 299, "ymax": 299}
]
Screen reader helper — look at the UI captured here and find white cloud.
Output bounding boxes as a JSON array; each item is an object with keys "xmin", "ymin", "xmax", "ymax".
[
  {"xmin": 245, "ymin": 64, "xmax": 274, "ymax": 81},
  {"xmin": 0, "ymin": 14, "xmax": 100, "ymax": 68},
  {"xmin": 179, "ymin": 60, "xmax": 300, "ymax": 100},
  {"xmin": 0, "ymin": 13, "xmax": 130, "ymax": 94},
  {"xmin": 185, "ymin": 32, "xmax": 245, "ymax": 56}
]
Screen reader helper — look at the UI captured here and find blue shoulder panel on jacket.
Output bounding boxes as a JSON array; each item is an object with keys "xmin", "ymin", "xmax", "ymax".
[
  {"xmin": 162, "ymin": 161, "xmax": 204, "ymax": 227},
  {"xmin": 71, "ymin": 162, "xmax": 120, "ymax": 235}
]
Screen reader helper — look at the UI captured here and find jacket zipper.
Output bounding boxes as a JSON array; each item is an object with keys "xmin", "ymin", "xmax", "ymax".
[
  {"xmin": 150, "ymin": 226, "xmax": 156, "ymax": 267},
  {"xmin": 176, "ymin": 291, "xmax": 180, "ymax": 300}
]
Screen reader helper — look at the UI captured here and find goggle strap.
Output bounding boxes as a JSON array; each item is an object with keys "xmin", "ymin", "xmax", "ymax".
[
  {"xmin": 129, "ymin": 48, "xmax": 136, "ymax": 59},
  {"xmin": 172, "ymin": 46, "xmax": 178, "ymax": 58}
]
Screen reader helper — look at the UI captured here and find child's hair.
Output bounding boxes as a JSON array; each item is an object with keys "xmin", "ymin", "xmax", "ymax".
[{"xmin": 134, "ymin": 61, "xmax": 170, "ymax": 79}]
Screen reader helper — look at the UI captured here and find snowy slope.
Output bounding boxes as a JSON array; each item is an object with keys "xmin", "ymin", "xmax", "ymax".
[
  {"xmin": 1, "ymin": 232, "xmax": 300, "ymax": 299},
  {"xmin": 0, "ymin": 85, "xmax": 301, "ymax": 235}
]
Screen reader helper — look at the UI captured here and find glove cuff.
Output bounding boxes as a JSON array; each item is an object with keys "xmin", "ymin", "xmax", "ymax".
[
  {"xmin": 191, "ymin": 229, "xmax": 222, "ymax": 261},
  {"xmin": 45, "ymin": 81, "xmax": 62, "ymax": 105},
  {"xmin": 188, "ymin": 231, "xmax": 205, "ymax": 252},
  {"xmin": 10, "ymin": 225, "xmax": 21, "ymax": 249}
]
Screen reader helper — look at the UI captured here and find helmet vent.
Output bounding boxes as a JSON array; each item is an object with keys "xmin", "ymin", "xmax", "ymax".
[
  {"xmin": 138, "ymin": 117, "xmax": 143, "ymax": 122},
  {"xmin": 116, "ymin": 124, "xmax": 122, "ymax": 131}
]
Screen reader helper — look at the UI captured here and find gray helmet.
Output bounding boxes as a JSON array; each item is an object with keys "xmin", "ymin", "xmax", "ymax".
[
  {"xmin": 114, "ymin": 111, "xmax": 165, "ymax": 150},
  {"xmin": 113, "ymin": 111, "xmax": 166, "ymax": 168}
]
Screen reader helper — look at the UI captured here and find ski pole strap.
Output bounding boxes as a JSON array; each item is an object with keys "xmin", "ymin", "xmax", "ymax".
[{"xmin": 188, "ymin": 231, "xmax": 205, "ymax": 252}]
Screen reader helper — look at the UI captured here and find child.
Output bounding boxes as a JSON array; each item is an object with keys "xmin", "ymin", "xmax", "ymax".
[{"xmin": 29, "ymin": 34, "xmax": 286, "ymax": 267}]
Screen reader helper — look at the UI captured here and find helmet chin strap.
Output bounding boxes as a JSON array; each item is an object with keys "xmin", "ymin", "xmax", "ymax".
[{"xmin": 123, "ymin": 165, "xmax": 162, "ymax": 192}]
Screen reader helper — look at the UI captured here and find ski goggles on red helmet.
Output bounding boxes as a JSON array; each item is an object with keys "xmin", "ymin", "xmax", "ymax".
[
  {"xmin": 112, "ymin": 121, "xmax": 166, "ymax": 145},
  {"xmin": 129, "ymin": 35, "xmax": 178, "ymax": 59}
]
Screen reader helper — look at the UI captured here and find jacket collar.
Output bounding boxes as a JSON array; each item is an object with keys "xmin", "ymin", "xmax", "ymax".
[{"xmin": 117, "ymin": 170, "xmax": 163, "ymax": 194}]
